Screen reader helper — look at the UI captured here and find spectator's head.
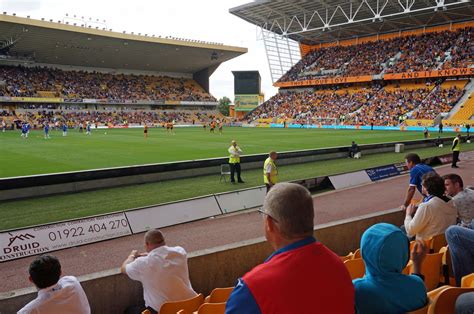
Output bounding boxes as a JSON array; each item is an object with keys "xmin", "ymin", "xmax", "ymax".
[
  {"xmin": 261, "ymin": 183, "xmax": 314, "ymax": 250},
  {"xmin": 405, "ymin": 153, "xmax": 421, "ymax": 169},
  {"xmin": 231, "ymin": 140, "xmax": 237, "ymax": 147},
  {"xmin": 421, "ymin": 173, "xmax": 445, "ymax": 198},
  {"xmin": 443, "ymin": 173, "xmax": 464, "ymax": 197},
  {"xmin": 29, "ymin": 255, "xmax": 62, "ymax": 289},
  {"xmin": 144, "ymin": 229, "xmax": 165, "ymax": 252},
  {"xmin": 360, "ymin": 223, "xmax": 409, "ymax": 276},
  {"xmin": 352, "ymin": 141, "xmax": 355, "ymax": 144},
  {"xmin": 269, "ymin": 151, "xmax": 278, "ymax": 161}
]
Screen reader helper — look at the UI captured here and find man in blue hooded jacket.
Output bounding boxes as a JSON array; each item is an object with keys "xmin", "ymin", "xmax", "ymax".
[{"xmin": 353, "ymin": 223, "xmax": 428, "ymax": 314}]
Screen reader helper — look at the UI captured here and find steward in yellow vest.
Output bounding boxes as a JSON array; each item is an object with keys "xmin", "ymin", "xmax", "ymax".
[
  {"xmin": 264, "ymin": 151, "xmax": 278, "ymax": 193},
  {"xmin": 451, "ymin": 134, "xmax": 461, "ymax": 168},
  {"xmin": 228, "ymin": 140, "xmax": 244, "ymax": 183}
]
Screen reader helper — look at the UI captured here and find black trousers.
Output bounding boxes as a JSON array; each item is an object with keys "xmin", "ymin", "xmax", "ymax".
[
  {"xmin": 452, "ymin": 151, "xmax": 460, "ymax": 167},
  {"xmin": 229, "ymin": 162, "xmax": 242, "ymax": 182}
]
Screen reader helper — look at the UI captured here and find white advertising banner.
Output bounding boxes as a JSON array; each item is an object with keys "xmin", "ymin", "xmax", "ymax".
[
  {"xmin": 126, "ymin": 196, "xmax": 222, "ymax": 233},
  {"xmin": 0, "ymin": 213, "xmax": 131, "ymax": 262},
  {"xmin": 329, "ymin": 170, "xmax": 372, "ymax": 190},
  {"xmin": 215, "ymin": 187, "xmax": 266, "ymax": 213}
]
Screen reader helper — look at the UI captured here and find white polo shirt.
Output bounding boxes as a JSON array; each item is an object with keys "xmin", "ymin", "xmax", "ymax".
[
  {"xmin": 125, "ymin": 245, "xmax": 197, "ymax": 312},
  {"xmin": 18, "ymin": 276, "xmax": 90, "ymax": 314}
]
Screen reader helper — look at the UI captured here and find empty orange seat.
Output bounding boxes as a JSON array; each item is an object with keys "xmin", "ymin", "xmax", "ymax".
[
  {"xmin": 204, "ymin": 287, "xmax": 234, "ymax": 303},
  {"xmin": 197, "ymin": 302, "xmax": 226, "ymax": 314},
  {"xmin": 461, "ymin": 273, "xmax": 474, "ymax": 288},
  {"xmin": 159, "ymin": 293, "xmax": 204, "ymax": 314},
  {"xmin": 344, "ymin": 258, "xmax": 365, "ymax": 280}
]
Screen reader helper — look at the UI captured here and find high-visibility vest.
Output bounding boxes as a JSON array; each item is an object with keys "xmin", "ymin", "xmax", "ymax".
[
  {"xmin": 229, "ymin": 146, "xmax": 240, "ymax": 163},
  {"xmin": 263, "ymin": 157, "xmax": 278, "ymax": 184},
  {"xmin": 452, "ymin": 138, "xmax": 461, "ymax": 152}
]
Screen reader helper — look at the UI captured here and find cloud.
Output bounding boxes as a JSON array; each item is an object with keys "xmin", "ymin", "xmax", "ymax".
[{"xmin": 4, "ymin": 0, "xmax": 281, "ymax": 101}]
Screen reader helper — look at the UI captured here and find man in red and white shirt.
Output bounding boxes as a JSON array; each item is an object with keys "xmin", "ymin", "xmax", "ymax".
[
  {"xmin": 18, "ymin": 255, "xmax": 90, "ymax": 314},
  {"xmin": 121, "ymin": 229, "xmax": 197, "ymax": 314}
]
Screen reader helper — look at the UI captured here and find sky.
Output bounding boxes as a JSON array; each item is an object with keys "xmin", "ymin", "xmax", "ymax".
[{"xmin": 0, "ymin": 0, "xmax": 280, "ymax": 101}]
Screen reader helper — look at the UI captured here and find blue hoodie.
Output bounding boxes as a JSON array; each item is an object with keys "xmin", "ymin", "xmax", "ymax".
[{"xmin": 353, "ymin": 223, "xmax": 427, "ymax": 314}]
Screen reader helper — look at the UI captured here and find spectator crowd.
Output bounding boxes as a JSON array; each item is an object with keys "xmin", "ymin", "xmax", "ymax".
[
  {"xmin": 249, "ymin": 81, "xmax": 465, "ymax": 126},
  {"xmin": 0, "ymin": 66, "xmax": 216, "ymax": 102},
  {"xmin": 16, "ymin": 162, "xmax": 474, "ymax": 313},
  {"xmin": 278, "ymin": 27, "xmax": 473, "ymax": 82}
]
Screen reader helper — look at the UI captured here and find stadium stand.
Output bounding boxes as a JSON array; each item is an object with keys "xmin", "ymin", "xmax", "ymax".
[
  {"xmin": 0, "ymin": 66, "xmax": 216, "ymax": 102},
  {"xmin": 277, "ymin": 27, "xmax": 473, "ymax": 82},
  {"xmin": 248, "ymin": 80, "xmax": 466, "ymax": 126},
  {"xmin": 450, "ymin": 92, "xmax": 474, "ymax": 120}
]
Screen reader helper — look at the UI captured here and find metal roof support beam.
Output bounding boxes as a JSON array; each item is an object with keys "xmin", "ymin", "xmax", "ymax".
[{"xmin": 258, "ymin": 0, "xmax": 468, "ymax": 37}]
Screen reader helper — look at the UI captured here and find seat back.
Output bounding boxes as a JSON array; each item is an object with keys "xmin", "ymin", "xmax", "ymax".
[
  {"xmin": 430, "ymin": 234, "xmax": 447, "ymax": 254},
  {"xmin": 207, "ymin": 287, "xmax": 234, "ymax": 303},
  {"xmin": 461, "ymin": 273, "xmax": 474, "ymax": 288},
  {"xmin": 428, "ymin": 287, "xmax": 474, "ymax": 314},
  {"xmin": 141, "ymin": 310, "xmax": 151, "ymax": 314},
  {"xmin": 420, "ymin": 253, "xmax": 444, "ymax": 291},
  {"xmin": 353, "ymin": 248, "xmax": 361, "ymax": 259},
  {"xmin": 340, "ymin": 252, "xmax": 354, "ymax": 262},
  {"xmin": 159, "ymin": 294, "xmax": 204, "ymax": 314},
  {"xmin": 198, "ymin": 302, "xmax": 226, "ymax": 314},
  {"xmin": 403, "ymin": 260, "xmax": 413, "ymax": 275},
  {"xmin": 440, "ymin": 246, "xmax": 455, "ymax": 285},
  {"xmin": 220, "ymin": 164, "xmax": 230, "ymax": 174},
  {"xmin": 407, "ymin": 303, "xmax": 429, "ymax": 314},
  {"xmin": 344, "ymin": 258, "xmax": 365, "ymax": 280}
]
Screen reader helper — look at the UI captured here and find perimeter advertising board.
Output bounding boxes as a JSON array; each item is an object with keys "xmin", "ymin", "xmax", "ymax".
[
  {"xmin": 0, "ymin": 213, "xmax": 131, "ymax": 262},
  {"xmin": 234, "ymin": 94, "xmax": 260, "ymax": 112}
]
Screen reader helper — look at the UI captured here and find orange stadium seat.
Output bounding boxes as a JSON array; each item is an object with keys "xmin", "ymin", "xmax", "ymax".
[
  {"xmin": 204, "ymin": 287, "xmax": 234, "ymax": 304},
  {"xmin": 344, "ymin": 258, "xmax": 365, "ymax": 280},
  {"xmin": 159, "ymin": 294, "xmax": 204, "ymax": 314},
  {"xmin": 428, "ymin": 287, "xmax": 474, "ymax": 314},
  {"xmin": 461, "ymin": 273, "xmax": 474, "ymax": 288}
]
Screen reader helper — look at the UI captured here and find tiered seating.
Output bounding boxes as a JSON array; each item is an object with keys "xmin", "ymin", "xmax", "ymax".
[
  {"xmin": 277, "ymin": 27, "xmax": 473, "ymax": 83},
  {"xmin": 142, "ymin": 288, "xmax": 234, "ymax": 314},
  {"xmin": 248, "ymin": 88, "xmax": 376, "ymax": 123},
  {"xmin": 0, "ymin": 109, "xmax": 222, "ymax": 127},
  {"xmin": 0, "ymin": 65, "xmax": 216, "ymax": 102},
  {"xmin": 450, "ymin": 92, "xmax": 474, "ymax": 120},
  {"xmin": 410, "ymin": 85, "xmax": 464, "ymax": 120}
]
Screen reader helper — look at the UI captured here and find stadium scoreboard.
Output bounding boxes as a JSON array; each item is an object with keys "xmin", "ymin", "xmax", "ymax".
[{"xmin": 232, "ymin": 71, "xmax": 263, "ymax": 112}]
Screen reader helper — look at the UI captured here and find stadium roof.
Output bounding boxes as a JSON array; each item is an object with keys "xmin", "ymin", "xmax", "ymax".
[
  {"xmin": 0, "ymin": 14, "xmax": 247, "ymax": 74},
  {"xmin": 230, "ymin": 0, "xmax": 474, "ymax": 45}
]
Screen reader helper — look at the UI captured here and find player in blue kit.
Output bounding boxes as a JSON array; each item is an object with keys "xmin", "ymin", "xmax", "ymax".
[
  {"xmin": 21, "ymin": 122, "xmax": 29, "ymax": 139},
  {"xmin": 62, "ymin": 122, "xmax": 68, "ymax": 136},
  {"xmin": 86, "ymin": 122, "xmax": 91, "ymax": 135},
  {"xmin": 44, "ymin": 122, "xmax": 50, "ymax": 139}
]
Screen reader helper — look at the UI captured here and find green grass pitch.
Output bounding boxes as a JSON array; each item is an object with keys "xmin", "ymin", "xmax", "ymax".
[
  {"xmin": 2, "ymin": 127, "xmax": 472, "ymax": 231},
  {"xmin": 0, "ymin": 126, "xmax": 457, "ymax": 178}
]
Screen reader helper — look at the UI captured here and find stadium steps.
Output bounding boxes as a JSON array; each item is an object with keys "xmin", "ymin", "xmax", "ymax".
[
  {"xmin": 381, "ymin": 51, "xmax": 402, "ymax": 74},
  {"xmin": 447, "ymin": 79, "xmax": 474, "ymax": 120}
]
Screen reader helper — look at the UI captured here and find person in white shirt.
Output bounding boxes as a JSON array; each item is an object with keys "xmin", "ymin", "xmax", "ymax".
[
  {"xmin": 18, "ymin": 255, "xmax": 90, "ymax": 314},
  {"xmin": 121, "ymin": 229, "xmax": 197, "ymax": 314},
  {"xmin": 444, "ymin": 173, "xmax": 474, "ymax": 229},
  {"xmin": 405, "ymin": 173, "xmax": 457, "ymax": 240}
]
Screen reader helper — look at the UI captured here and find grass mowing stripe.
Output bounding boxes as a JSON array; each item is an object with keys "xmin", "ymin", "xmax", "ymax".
[{"xmin": 1, "ymin": 143, "xmax": 471, "ymax": 231}]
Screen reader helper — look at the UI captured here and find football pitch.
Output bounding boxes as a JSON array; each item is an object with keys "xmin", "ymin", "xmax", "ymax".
[
  {"xmin": 0, "ymin": 126, "xmax": 457, "ymax": 178},
  {"xmin": 1, "ymin": 126, "xmax": 473, "ymax": 231}
]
